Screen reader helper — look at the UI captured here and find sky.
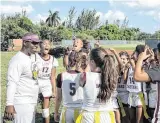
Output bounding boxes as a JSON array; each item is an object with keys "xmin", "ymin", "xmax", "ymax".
[{"xmin": 1, "ymin": 0, "xmax": 160, "ymax": 34}]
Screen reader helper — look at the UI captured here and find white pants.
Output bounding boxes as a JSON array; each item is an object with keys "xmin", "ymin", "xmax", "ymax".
[
  {"xmin": 60, "ymin": 108, "xmax": 80, "ymax": 123},
  {"xmin": 79, "ymin": 111, "xmax": 116, "ymax": 123},
  {"xmin": 13, "ymin": 104, "xmax": 37, "ymax": 123},
  {"xmin": 39, "ymin": 79, "xmax": 52, "ymax": 97}
]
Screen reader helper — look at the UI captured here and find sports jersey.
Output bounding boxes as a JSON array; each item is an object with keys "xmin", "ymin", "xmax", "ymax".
[
  {"xmin": 117, "ymin": 73, "xmax": 127, "ymax": 92},
  {"xmin": 117, "ymin": 73, "xmax": 129, "ymax": 104},
  {"xmin": 126, "ymin": 67, "xmax": 142, "ymax": 93},
  {"xmin": 82, "ymin": 72, "xmax": 113, "ymax": 111},
  {"xmin": 57, "ymin": 70, "xmax": 83, "ymax": 108},
  {"xmin": 35, "ymin": 53, "xmax": 58, "ymax": 80}
]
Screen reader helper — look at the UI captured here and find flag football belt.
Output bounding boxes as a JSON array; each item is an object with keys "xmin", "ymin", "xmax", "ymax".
[
  {"xmin": 61, "ymin": 107, "xmax": 80, "ymax": 123},
  {"xmin": 76, "ymin": 110, "xmax": 115, "ymax": 123},
  {"xmin": 138, "ymin": 92, "xmax": 150, "ymax": 120},
  {"xmin": 117, "ymin": 96, "xmax": 126, "ymax": 117}
]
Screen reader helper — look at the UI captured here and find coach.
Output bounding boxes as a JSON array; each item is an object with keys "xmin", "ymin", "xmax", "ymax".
[
  {"xmin": 4, "ymin": 33, "xmax": 40, "ymax": 123},
  {"xmin": 134, "ymin": 43, "xmax": 160, "ymax": 123}
]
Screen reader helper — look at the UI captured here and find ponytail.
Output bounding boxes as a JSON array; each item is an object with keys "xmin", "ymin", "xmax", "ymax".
[{"xmin": 98, "ymin": 55, "xmax": 118, "ymax": 102}]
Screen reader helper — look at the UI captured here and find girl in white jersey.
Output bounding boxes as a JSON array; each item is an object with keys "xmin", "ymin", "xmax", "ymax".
[
  {"xmin": 76, "ymin": 47, "xmax": 119, "ymax": 123},
  {"xmin": 38, "ymin": 40, "xmax": 58, "ymax": 123},
  {"xmin": 117, "ymin": 51, "xmax": 131, "ymax": 123},
  {"xmin": 54, "ymin": 51, "xmax": 89, "ymax": 123},
  {"xmin": 125, "ymin": 45, "xmax": 149, "ymax": 123}
]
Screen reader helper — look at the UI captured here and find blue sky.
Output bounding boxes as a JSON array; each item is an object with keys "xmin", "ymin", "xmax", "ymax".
[{"xmin": 1, "ymin": 0, "xmax": 160, "ymax": 34}]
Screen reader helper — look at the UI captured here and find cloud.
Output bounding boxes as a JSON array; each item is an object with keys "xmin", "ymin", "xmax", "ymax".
[
  {"xmin": 0, "ymin": 4, "xmax": 34, "ymax": 14},
  {"xmin": 104, "ymin": 10, "xmax": 126, "ymax": 23},
  {"xmin": 32, "ymin": 13, "xmax": 48, "ymax": 23},
  {"xmin": 137, "ymin": 10, "xmax": 160, "ymax": 22},
  {"xmin": 123, "ymin": 0, "xmax": 160, "ymax": 9}
]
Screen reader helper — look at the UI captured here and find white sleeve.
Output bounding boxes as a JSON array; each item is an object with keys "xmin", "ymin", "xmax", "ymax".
[
  {"xmin": 52, "ymin": 57, "xmax": 59, "ymax": 68},
  {"xmin": 6, "ymin": 59, "xmax": 22, "ymax": 105}
]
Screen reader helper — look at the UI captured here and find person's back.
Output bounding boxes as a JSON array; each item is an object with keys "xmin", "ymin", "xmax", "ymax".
[
  {"xmin": 54, "ymin": 51, "xmax": 88, "ymax": 123},
  {"xmin": 62, "ymin": 71, "xmax": 83, "ymax": 108},
  {"xmin": 77, "ymin": 47, "xmax": 118, "ymax": 123},
  {"xmin": 82, "ymin": 72, "xmax": 113, "ymax": 111}
]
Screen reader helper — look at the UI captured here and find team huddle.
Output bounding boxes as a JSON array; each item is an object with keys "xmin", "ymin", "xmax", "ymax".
[{"xmin": 3, "ymin": 33, "xmax": 160, "ymax": 123}]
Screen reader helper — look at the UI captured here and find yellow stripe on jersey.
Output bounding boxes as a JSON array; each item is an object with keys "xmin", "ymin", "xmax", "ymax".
[
  {"xmin": 117, "ymin": 96, "xmax": 126, "ymax": 117},
  {"xmin": 138, "ymin": 92, "xmax": 150, "ymax": 119}
]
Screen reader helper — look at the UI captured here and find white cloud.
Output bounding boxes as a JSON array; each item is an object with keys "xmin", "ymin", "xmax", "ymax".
[
  {"xmin": 104, "ymin": 10, "xmax": 126, "ymax": 23},
  {"xmin": 123, "ymin": 0, "xmax": 160, "ymax": 9},
  {"xmin": 3, "ymin": 0, "xmax": 49, "ymax": 3},
  {"xmin": 32, "ymin": 13, "xmax": 48, "ymax": 24},
  {"xmin": 137, "ymin": 10, "xmax": 160, "ymax": 22},
  {"xmin": 0, "ymin": 4, "xmax": 34, "ymax": 14}
]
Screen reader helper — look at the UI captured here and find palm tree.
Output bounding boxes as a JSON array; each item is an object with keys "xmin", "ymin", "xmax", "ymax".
[{"xmin": 46, "ymin": 10, "xmax": 61, "ymax": 27}]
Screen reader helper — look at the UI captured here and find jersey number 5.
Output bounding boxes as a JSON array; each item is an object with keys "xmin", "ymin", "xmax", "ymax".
[{"xmin": 70, "ymin": 83, "xmax": 76, "ymax": 96}]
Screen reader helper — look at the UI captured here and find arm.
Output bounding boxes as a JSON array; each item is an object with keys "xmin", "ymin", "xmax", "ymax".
[
  {"xmin": 6, "ymin": 61, "xmax": 22, "ymax": 105},
  {"xmin": 129, "ymin": 58, "xmax": 135, "ymax": 69},
  {"xmin": 51, "ymin": 57, "xmax": 59, "ymax": 97},
  {"xmin": 109, "ymin": 48, "xmax": 123, "ymax": 68},
  {"xmin": 4, "ymin": 60, "xmax": 22, "ymax": 120},
  {"xmin": 133, "ymin": 47, "xmax": 152, "ymax": 82},
  {"xmin": 54, "ymin": 74, "xmax": 62, "ymax": 122},
  {"xmin": 134, "ymin": 57, "xmax": 150, "ymax": 82},
  {"xmin": 51, "ymin": 68, "xmax": 56, "ymax": 97},
  {"xmin": 54, "ymin": 88, "xmax": 62, "ymax": 122}
]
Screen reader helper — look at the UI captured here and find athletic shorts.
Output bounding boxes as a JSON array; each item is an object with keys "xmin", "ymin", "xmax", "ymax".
[
  {"xmin": 112, "ymin": 91, "xmax": 119, "ymax": 109},
  {"xmin": 118, "ymin": 91, "xmax": 129, "ymax": 104},
  {"xmin": 13, "ymin": 104, "xmax": 36, "ymax": 123},
  {"xmin": 59, "ymin": 107, "xmax": 81, "ymax": 123},
  {"xmin": 128, "ymin": 92, "xmax": 142, "ymax": 107},
  {"xmin": 38, "ymin": 79, "xmax": 52, "ymax": 97},
  {"xmin": 76, "ymin": 110, "xmax": 116, "ymax": 123}
]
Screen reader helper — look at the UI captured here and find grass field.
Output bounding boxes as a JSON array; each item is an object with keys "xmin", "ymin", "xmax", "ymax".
[{"xmin": 1, "ymin": 45, "xmax": 135, "ymax": 122}]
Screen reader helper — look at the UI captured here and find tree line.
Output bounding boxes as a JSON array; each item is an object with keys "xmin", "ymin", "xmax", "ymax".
[{"xmin": 1, "ymin": 7, "xmax": 160, "ymax": 43}]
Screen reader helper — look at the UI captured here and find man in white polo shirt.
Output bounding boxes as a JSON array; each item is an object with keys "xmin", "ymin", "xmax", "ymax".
[{"xmin": 3, "ymin": 33, "xmax": 41, "ymax": 123}]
